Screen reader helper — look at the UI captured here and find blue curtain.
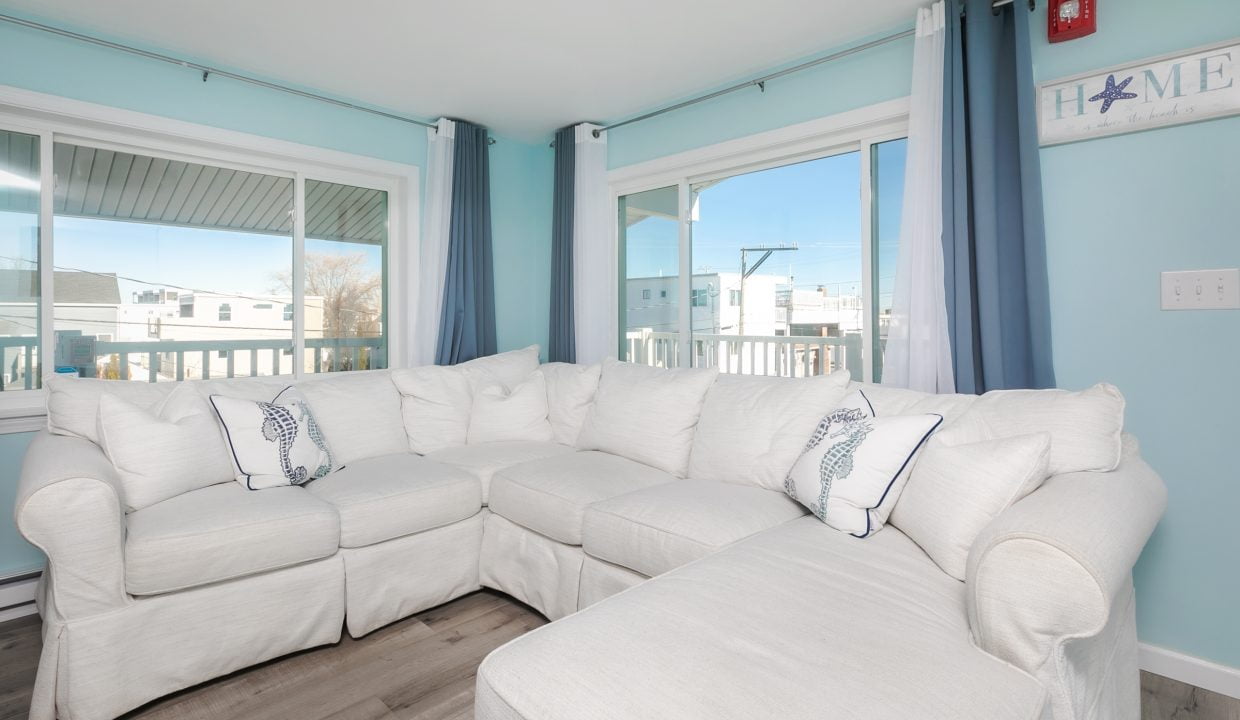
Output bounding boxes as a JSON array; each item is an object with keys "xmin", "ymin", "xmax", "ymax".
[
  {"xmin": 436, "ymin": 120, "xmax": 497, "ymax": 365},
  {"xmin": 547, "ymin": 126, "xmax": 576, "ymax": 363},
  {"xmin": 942, "ymin": 0, "xmax": 1055, "ymax": 392}
]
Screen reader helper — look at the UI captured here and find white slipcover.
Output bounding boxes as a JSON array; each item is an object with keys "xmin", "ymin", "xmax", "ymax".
[
  {"xmin": 124, "ymin": 482, "xmax": 340, "ymax": 596},
  {"xmin": 477, "ymin": 517, "xmax": 1049, "ymax": 720},
  {"xmin": 488, "ymin": 451, "xmax": 673, "ymax": 545},
  {"xmin": 480, "ymin": 512, "xmax": 585, "ymax": 621},
  {"xmin": 295, "ymin": 370, "xmax": 409, "ymax": 466},
  {"xmin": 687, "ymin": 370, "xmax": 851, "ymax": 491},
  {"xmin": 425, "ymin": 441, "xmax": 576, "ymax": 503},
  {"xmin": 582, "ymin": 478, "xmax": 805, "ymax": 577},
  {"xmin": 578, "ymin": 555, "xmax": 647, "ymax": 609},
  {"xmin": 305, "ymin": 453, "xmax": 481, "ymax": 548}
]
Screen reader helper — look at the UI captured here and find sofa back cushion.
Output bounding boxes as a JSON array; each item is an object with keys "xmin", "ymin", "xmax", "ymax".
[
  {"xmin": 577, "ymin": 359, "xmax": 718, "ymax": 477},
  {"xmin": 469, "ymin": 370, "xmax": 554, "ymax": 444},
  {"xmin": 458, "ymin": 344, "xmax": 540, "ymax": 390},
  {"xmin": 891, "ymin": 432, "xmax": 1051, "ymax": 580},
  {"xmin": 941, "ymin": 383, "xmax": 1124, "ymax": 475},
  {"xmin": 390, "ymin": 346, "xmax": 544, "ymax": 454},
  {"xmin": 391, "ymin": 365, "xmax": 473, "ymax": 454},
  {"xmin": 294, "ymin": 371, "xmax": 407, "ymax": 465},
  {"xmin": 847, "ymin": 382, "xmax": 978, "ymax": 423},
  {"xmin": 688, "ymin": 370, "xmax": 852, "ymax": 491},
  {"xmin": 540, "ymin": 362, "xmax": 601, "ymax": 446},
  {"xmin": 97, "ymin": 385, "xmax": 234, "ymax": 511},
  {"xmin": 46, "ymin": 374, "xmax": 174, "ymax": 443}
]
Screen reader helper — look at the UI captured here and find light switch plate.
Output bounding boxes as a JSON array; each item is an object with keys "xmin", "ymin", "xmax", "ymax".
[{"xmin": 1161, "ymin": 269, "xmax": 1240, "ymax": 310}]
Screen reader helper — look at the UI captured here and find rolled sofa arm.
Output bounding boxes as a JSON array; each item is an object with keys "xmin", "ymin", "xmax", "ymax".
[
  {"xmin": 16, "ymin": 431, "xmax": 129, "ymax": 619},
  {"xmin": 965, "ymin": 434, "xmax": 1166, "ymax": 677}
]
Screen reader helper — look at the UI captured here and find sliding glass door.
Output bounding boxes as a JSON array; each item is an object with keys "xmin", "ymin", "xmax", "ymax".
[{"xmin": 617, "ymin": 133, "xmax": 907, "ymax": 383}]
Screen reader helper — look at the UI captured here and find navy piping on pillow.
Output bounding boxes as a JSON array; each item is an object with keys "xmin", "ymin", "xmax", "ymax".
[
  {"xmin": 208, "ymin": 393, "xmax": 257, "ymax": 491},
  {"xmin": 857, "ymin": 388, "xmax": 877, "ymax": 417},
  {"xmin": 849, "ymin": 412, "xmax": 944, "ymax": 539}
]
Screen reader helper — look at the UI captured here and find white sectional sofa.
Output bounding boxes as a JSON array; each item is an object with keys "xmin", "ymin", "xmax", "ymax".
[{"xmin": 15, "ymin": 346, "xmax": 1166, "ymax": 720}]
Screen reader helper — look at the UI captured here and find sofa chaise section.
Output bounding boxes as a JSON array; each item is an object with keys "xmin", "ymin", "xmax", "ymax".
[{"xmin": 477, "ymin": 517, "xmax": 1050, "ymax": 720}]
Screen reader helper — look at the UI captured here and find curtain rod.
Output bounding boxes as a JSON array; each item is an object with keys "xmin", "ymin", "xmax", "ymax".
[
  {"xmin": 589, "ymin": 0, "xmax": 1032, "ymax": 138},
  {"xmin": 0, "ymin": 12, "xmax": 440, "ymax": 132},
  {"xmin": 593, "ymin": 28, "xmax": 915, "ymax": 137}
]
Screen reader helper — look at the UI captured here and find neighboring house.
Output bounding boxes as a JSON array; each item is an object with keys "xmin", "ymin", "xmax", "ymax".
[
  {"xmin": 132, "ymin": 291, "xmax": 326, "ymax": 379},
  {"xmin": 625, "ymin": 272, "xmax": 863, "ymax": 376},
  {"xmin": 0, "ymin": 269, "xmax": 121, "ymax": 388}
]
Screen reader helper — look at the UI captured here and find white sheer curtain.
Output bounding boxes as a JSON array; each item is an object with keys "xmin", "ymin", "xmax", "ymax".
[
  {"xmin": 883, "ymin": 2, "xmax": 954, "ymax": 393},
  {"xmin": 413, "ymin": 118, "xmax": 455, "ymax": 366},
  {"xmin": 572, "ymin": 123, "xmax": 613, "ymax": 364}
]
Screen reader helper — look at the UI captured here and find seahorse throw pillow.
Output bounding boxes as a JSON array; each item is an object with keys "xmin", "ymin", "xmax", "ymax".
[
  {"xmin": 784, "ymin": 390, "xmax": 942, "ymax": 537},
  {"xmin": 209, "ymin": 389, "xmax": 337, "ymax": 490}
]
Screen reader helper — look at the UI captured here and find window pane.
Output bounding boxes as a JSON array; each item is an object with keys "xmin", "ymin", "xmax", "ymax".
[
  {"xmin": 51, "ymin": 142, "xmax": 294, "ymax": 381},
  {"xmin": 303, "ymin": 179, "xmax": 387, "ymax": 373},
  {"xmin": 0, "ymin": 129, "xmax": 41, "ymax": 391},
  {"xmin": 871, "ymin": 138, "xmax": 908, "ymax": 383},
  {"xmin": 620, "ymin": 186, "xmax": 679, "ymax": 368},
  {"xmin": 689, "ymin": 152, "xmax": 863, "ymax": 378}
]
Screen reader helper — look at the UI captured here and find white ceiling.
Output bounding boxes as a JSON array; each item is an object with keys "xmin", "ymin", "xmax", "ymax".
[{"xmin": 3, "ymin": 0, "xmax": 921, "ymax": 141}]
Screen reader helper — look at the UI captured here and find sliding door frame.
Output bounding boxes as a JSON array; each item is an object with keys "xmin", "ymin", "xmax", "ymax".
[
  {"xmin": 608, "ymin": 98, "xmax": 910, "ymax": 382},
  {"xmin": 0, "ymin": 85, "xmax": 419, "ymax": 428}
]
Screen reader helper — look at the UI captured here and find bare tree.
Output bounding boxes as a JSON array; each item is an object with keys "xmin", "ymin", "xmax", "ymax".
[{"xmin": 274, "ymin": 253, "xmax": 382, "ymax": 369}]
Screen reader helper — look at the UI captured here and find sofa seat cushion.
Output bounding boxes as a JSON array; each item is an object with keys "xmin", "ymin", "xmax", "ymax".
[
  {"xmin": 476, "ymin": 517, "xmax": 1046, "ymax": 720},
  {"xmin": 125, "ymin": 483, "xmax": 340, "ymax": 596},
  {"xmin": 582, "ymin": 479, "xmax": 806, "ymax": 576},
  {"xmin": 426, "ymin": 441, "xmax": 577, "ymax": 504},
  {"xmin": 488, "ymin": 451, "xmax": 674, "ymax": 545},
  {"xmin": 305, "ymin": 453, "xmax": 481, "ymax": 548}
]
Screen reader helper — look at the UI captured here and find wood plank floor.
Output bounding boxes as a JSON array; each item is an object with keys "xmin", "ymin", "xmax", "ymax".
[
  {"xmin": 2, "ymin": 590, "xmax": 1238, "ymax": 720},
  {"xmin": 0, "ymin": 590, "xmax": 545, "ymax": 720}
]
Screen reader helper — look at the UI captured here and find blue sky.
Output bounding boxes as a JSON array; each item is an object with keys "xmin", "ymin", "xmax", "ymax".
[
  {"xmin": 0, "ymin": 212, "xmax": 381, "ymax": 302},
  {"xmin": 625, "ymin": 139, "xmax": 906, "ymax": 308}
]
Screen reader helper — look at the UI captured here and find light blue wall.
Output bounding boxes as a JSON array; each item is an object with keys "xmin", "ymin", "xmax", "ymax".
[
  {"xmin": 490, "ymin": 135, "xmax": 555, "ymax": 358},
  {"xmin": 606, "ymin": 28, "xmax": 915, "ymax": 168},
  {"xmin": 0, "ymin": 8, "xmax": 554, "ymax": 574},
  {"xmin": 606, "ymin": 4, "xmax": 1240, "ymax": 671},
  {"xmin": 1028, "ymin": 0, "xmax": 1240, "ymax": 669}
]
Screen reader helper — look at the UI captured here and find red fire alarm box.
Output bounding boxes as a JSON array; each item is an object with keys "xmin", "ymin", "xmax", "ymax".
[{"xmin": 1048, "ymin": 0, "xmax": 1096, "ymax": 42}]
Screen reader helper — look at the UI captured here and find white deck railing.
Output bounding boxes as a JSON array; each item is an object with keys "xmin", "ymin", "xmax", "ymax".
[
  {"xmin": 0, "ymin": 336, "xmax": 384, "ymax": 389},
  {"xmin": 625, "ymin": 330, "xmax": 861, "ymax": 378}
]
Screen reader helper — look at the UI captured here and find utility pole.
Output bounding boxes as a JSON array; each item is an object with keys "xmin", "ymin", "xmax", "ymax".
[{"xmin": 738, "ymin": 245, "xmax": 797, "ymax": 336}]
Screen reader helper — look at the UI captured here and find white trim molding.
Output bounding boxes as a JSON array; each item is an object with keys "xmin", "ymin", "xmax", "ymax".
[
  {"xmin": 1140, "ymin": 642, "xmax": 1240, "ymax": 700},
  {"xmin": 0, "ymin": 573, "xmax": 40, "ymax": 623}
]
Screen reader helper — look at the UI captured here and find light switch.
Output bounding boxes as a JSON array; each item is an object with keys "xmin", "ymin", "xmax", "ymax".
[{"xmin": 1160, "ymin": 269, "xmax": 1240, "ymax": 310}]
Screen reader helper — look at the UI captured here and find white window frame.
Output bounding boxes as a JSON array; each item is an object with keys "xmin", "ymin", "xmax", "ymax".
[
  {"xmin": 608, "ymin": 97, "xmax": 909, "ymax": 383},
  {"xmin": 0, "ymin": 85, "xmax": 420, "ymax": 431}
]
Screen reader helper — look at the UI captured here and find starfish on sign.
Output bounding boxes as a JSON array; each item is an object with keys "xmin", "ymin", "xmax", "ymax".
[{"xmin": 1089, "ymin": 74, "xmax": 1138, "ymax": 114}]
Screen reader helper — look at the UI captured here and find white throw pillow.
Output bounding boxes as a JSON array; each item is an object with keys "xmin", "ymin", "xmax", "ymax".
[
  {"xmin": 46, "ymin": 373, "xmax": 173, "ymax": 444},
  {"xmin": 577, "ymin": 359, "xmax": 719, "ymax": 477},
  {"xmin": 209, "ymin": 390, "xmax": 337, "ymax": 490},
  {"xmin": 688, "ymin": 369, "xmax": 852, "ymax": 491},
  {"xmin": 891, "ymin": 432, "xmax": 1051, "ymax": 580},
  {"xmin": 469, "ymin": 371, "xmax": 554, "ymax": 444},
  {"xmin": 97, "ymin": 385, "xmax": 234, "ymax": 511},
  {"xmin": 784, "ymin": 390, "xmax": 942, "ymax": 537},
  {"xmin": 540, "ymin": 362, "xmax": 601, "ymax": 446},
  {"xmin": 294, "ymin": 371, "xmax": 408, "ymax": 465},
  {"xmin": 942, "ymin": 383, "xmax": 1124, "ymax": 475},
  {"xmin": 391, "ymin": 365, "xmax": 474, "ymax": 454},
  {"xmin": 459, "ymin": 345, "xmax": 541, "ymax": 391}
]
